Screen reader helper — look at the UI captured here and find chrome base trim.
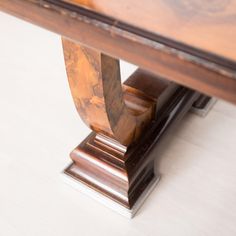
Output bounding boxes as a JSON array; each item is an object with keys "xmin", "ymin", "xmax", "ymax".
[
  {"xmin": 62, "ymin": 166, "xmax": 160, "ymax": 219},
  {"xmin": 191, "ymin": 98, "xmax": 217, "ymax": 117}
]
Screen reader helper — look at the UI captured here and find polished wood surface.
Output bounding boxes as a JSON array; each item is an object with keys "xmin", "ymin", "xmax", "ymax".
[
  {"xmin": 65, "ymin": 0, "xmax": 236, "ymax": 63},
  {"xmin": 1, "ymin": 1, "xmax": 236, "ymax": 105},
  {"xmin": 62, "ymin": 38, "xmax": 157, "ymax": 146}
]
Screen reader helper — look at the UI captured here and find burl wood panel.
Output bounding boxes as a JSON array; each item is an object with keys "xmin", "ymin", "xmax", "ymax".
[
  {"xmin": 62, "ymin": 38, "xmax": 157, "ymax": 146},
  {"xmin": 65, "ymin": 0, "xmax": 236, "ymax": 63}
]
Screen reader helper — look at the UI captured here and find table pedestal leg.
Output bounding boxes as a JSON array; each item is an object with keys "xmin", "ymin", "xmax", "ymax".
[{"xmin": 62, "ymin": 38, "xmax": 199, "ymax": 217}]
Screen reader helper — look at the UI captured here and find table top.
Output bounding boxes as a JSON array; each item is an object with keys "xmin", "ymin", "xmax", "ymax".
[
  {"xmin": 1, "ymin": 0, "xmax": 236, "ymax": 104},
  {"xmin": 64, "ymin": 0, "xmax": 236, "ymax": 63}
]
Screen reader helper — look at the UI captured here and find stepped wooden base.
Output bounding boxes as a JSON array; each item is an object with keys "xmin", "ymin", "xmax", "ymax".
[{"xmin": 63, "ymin": 87, "xmax": 199, "ymax": 216}]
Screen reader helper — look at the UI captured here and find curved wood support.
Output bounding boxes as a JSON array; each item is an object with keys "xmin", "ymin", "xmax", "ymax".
[{"xmin": 62, "ymin": 38, "xmax": 155, "ymax": 146}]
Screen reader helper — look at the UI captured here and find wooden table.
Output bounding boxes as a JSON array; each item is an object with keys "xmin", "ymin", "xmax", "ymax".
[{"xmin": 1, "ymin": 0, "xmax": 236, "ymax": 217}]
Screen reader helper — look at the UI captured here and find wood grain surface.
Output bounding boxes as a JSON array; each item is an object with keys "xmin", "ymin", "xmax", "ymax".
[
  {"xmin": 63, "ymin": 38, "xmax": 138, "ymax": 146},
  {"xmin": 65, "ymin": 0, "xmax": 236, "ymax": 62},
  {"xmin": 62, "ymin": 38, "xmax": 177, "ymax": 146}
]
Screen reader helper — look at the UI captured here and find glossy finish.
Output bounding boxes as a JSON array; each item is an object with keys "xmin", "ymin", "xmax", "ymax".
[
  {"xmin": 65, "ymin": 0, "xmax": 236, "ymax": 62},
  {"xmin": 1, "ymin": 1, "xmax": 236, "ymax": 104},
  {"xmin": 62, "ymin": 38, "xmax": 157, "ymax": 146}
]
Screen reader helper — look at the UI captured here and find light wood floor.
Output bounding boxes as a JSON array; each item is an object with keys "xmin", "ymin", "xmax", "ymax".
[{"xmin": 0, "ymin": 12, "xmax": 236, "ymax": 236}]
